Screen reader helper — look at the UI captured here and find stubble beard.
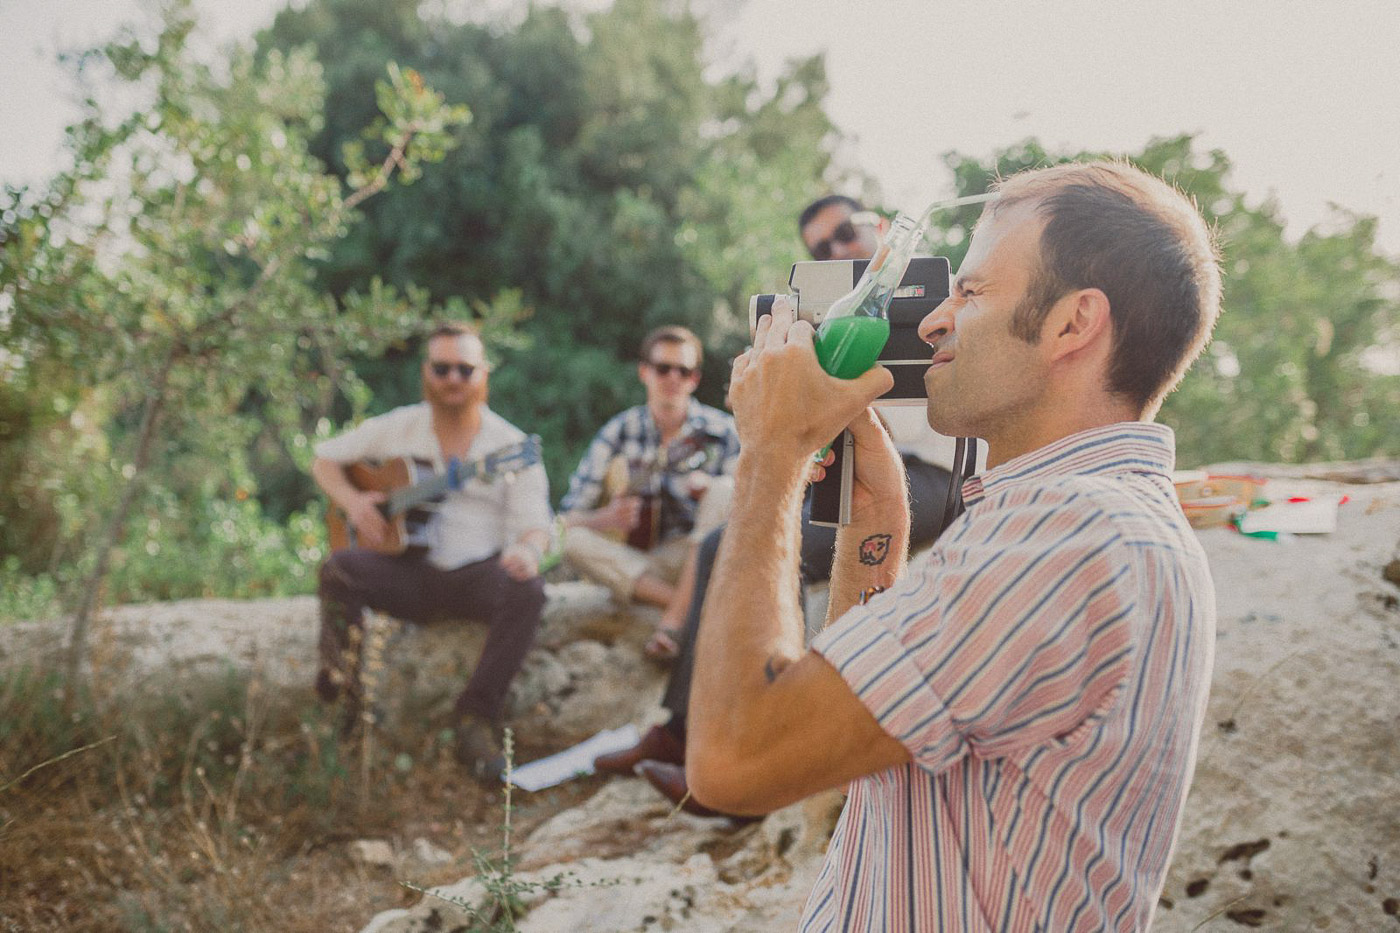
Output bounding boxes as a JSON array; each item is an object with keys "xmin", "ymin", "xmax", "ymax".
[{"xmin": 423, "ymin": 377, "xmax": 481, "ymax": 415}]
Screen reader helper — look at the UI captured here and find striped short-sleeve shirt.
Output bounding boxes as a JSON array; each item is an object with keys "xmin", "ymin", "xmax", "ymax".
[{"xmin": 806, "ymin": 422, "xmax": 1215, "ymax": 931}]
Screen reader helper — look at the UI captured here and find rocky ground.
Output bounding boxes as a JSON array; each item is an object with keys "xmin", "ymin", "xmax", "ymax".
[{"xmin": 5, "ymin": 462, "xmax": 1398, "ymax": 931}]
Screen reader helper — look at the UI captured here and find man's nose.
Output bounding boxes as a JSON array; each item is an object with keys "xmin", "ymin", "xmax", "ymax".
[{"xmin": 918, "ymin": 298, "xmax": 957, "ymax": 346}]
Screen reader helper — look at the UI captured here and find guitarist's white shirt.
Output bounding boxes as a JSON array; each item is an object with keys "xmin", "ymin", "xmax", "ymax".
[{"xmin": 315, "ymin": 403, "xmax": 553, "ymax": 570}]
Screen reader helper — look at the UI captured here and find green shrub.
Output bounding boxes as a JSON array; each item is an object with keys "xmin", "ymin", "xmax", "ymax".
[
  {"xmin": 104, "ymin": 496, "xmax": 327, "ymax": 605},
  {"xmin": 0, "ymin": 556, "xmax": 64, "ymax": 622}
]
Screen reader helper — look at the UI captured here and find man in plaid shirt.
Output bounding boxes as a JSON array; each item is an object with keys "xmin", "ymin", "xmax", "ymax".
[{"xmin": 561, "ymin": 326, "xmax": 740, "ymax": 652}]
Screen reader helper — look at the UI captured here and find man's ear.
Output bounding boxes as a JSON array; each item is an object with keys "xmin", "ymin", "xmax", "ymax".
[{"xmin": 1047, "ymin": 287, "xmax": 1112, "ymax": 362}]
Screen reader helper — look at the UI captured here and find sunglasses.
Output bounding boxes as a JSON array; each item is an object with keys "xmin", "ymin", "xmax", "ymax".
[
  {"xmin": 647, "ymin": 361, "xmax": 697, "ymax": 378},
  {"xmin": 808, "ymin": 210, "xmax": 881, "ymax": 260},
  {"xmin": 429, "ymin": 362, "xmax": 476, "ymax": 380}
]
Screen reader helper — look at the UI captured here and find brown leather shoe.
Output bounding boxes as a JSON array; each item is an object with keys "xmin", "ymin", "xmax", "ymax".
[
  {"xmin": 454, "ymin": 713, "xmax": 506, "ymax": 782},
  {"xmin": 593, "ymin": 724, "xmax": 685, "ymax": 776},
  {"xmin": 635, "ymin": 760, "xmax": 758, "ymax": 822}
]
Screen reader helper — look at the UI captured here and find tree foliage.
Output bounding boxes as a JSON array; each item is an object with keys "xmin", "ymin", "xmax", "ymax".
[
  {"xmin": 0, "ymin": 0, "xmax": 471, "ymax": 682},
  {"xmin": 258, "ymin": 0, "xmax": 843, "ymax": 492}
]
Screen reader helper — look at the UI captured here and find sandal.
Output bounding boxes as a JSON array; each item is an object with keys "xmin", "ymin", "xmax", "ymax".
[{"xmin": 644, "ymin": 625, "xmax": 682, "ymax": 662}]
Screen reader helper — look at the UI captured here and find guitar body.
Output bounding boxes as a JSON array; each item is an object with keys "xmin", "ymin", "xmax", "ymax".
[
  {"xmin": 327, "ymin": 458, "xmax": 436, "ymax": 556},
  {"xmin": 598, "ymin": 434, "xmax": 712, "ymax": 553},
  {"xmin": 627, "ymin": 494, "xmax": 663, "ymax": 552},
  {"xmin": 324, "ymin": 436, "xmax": 544, "ymax": 558}
]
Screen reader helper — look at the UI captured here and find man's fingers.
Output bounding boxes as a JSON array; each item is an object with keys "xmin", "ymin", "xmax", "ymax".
[
  {"xmin": 786, "ymin": 318, "xmax": 816, "ymax": 350},
  {"xmin": 853, "ymin": 364, "xmax": 895, "ymax": 401},
  {"xmin": 730, "ymin": 348, "xmax": 752, "ymax": 382},
  {"xmin": 752, "ymin": 310, "xmax": 774, "ymax": 352},
  {"xmin": 756, "ymin": 301, "xmax": 794, "ymax": 351}
]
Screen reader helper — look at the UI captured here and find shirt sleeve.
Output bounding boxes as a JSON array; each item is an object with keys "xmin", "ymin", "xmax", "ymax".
[
  {"xmin": 812, "ymin": 489, "xmax": 1136, "ymax": 774},
  {"xmin": 313, "ymin": 409, "xmax": 404, "ymax": 463},
  {"xmin": 560, "ymin": 416, "xmax": 623, "ymax": 514},
  {"xmin": 503, "ymin": 462, "xmax": 555, "ymax": 543}
]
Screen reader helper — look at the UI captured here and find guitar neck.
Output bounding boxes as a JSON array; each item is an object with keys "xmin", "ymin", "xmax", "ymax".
[
  {"xmin": 380, "ymin": 437, "xmax": 538, "ymax": 516},
  {"xmin": 385, "ymin": 465, "xmax": 467, "ymax": 517}
]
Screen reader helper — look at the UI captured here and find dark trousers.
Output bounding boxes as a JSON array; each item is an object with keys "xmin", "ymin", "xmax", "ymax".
[
  {"xmin": 660, "ymin": 456, "xmax": 954, "ymax": 737},
  {"xmin": 317, "ymin": 548, "xmax": 546, "ymax": 723}
]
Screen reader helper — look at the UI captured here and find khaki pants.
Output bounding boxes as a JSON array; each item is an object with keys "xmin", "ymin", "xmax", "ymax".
[{"xmin": 564, "ymin": 476, "xmax": 733, "ymax": 603}]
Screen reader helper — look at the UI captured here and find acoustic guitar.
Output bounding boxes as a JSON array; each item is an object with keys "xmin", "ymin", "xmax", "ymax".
[
  {"xmin": 599, "ymin": 433, "xmax": 715, "ymax": 551},
  {"xmin": 326, "ymin": 436, "xmax": 542, "ymax": 556}
]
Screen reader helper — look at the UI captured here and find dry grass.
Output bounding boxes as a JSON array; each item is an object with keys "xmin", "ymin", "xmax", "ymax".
[{"xmin": 0, "ymin": 663, "xmax": 602, "ymax": 932}]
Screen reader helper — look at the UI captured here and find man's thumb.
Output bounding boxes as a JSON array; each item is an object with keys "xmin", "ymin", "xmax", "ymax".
[{"xmin": 852, "ymin": 364, "xmax": 895, "ymax": 402}]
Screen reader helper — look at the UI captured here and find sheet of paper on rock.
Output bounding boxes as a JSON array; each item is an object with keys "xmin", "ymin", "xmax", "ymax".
[
  {"xmin": 1238, "ymin": 495, "xmax": 1345, "ymax": 535},
  {"xmin": 504, "ymin": 724, "xmax": 641, "ymax": 792}
]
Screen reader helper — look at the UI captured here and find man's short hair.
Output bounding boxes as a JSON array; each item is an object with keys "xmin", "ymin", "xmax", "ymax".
[
  {"xmin": 640, "ymin": 325, "xmax": 703, "ymax": 367},
  {"xmin": 423, "ymin": 322, "xmax": 483, "ymax": 363},
  {"xmin": 798, "ymin": 194, "xmax": 865, "ymax": 233},
  {"xmin": 989, "ymin": 161, "xmax": 1222, "ymax": 413},
  {"xmin": 424, "ymin": 321, "xmax": 480, "ymax": 347}
]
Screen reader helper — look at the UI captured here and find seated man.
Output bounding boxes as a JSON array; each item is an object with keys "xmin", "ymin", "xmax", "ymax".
[
  {"xmin": 595, "ymin": 197, "xmax": 967, "ymax": 813},
  {"xmin": 311, "ymin": 322, "xmax": 553, "ymax": 780},
  {"xmin": 560, "ymin": 326, "xmax": 739, "ymax": 654}
]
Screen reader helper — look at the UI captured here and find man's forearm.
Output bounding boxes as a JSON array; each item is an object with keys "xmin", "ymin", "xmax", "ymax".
[
  {"xmin": 689, "ymin": 451, "xmax": 808, "ymax": 756},
  {"xmin": 826, "ymin": 507, "xmax": 909, "ymax": 627},
  {"xmin": 311, "ymin": 458, "xmax": 359, "ymax": 510}
]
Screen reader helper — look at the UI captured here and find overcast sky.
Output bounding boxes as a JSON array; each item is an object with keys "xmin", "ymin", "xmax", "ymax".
[{"xmin": 3, "ymin": 0, "xmax": 1398, "ymax": 252}]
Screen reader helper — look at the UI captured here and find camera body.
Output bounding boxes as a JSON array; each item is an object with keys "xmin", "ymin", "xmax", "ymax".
[
  {"xmin": 748, "ymin": 256, "xmax": 952, "ymax": 526},
  {"xmin": 749, "ymin": 256, "xmax": 952, "ymax": 405}
]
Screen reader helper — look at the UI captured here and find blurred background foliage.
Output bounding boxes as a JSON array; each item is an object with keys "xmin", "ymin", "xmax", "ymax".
[{"xmin": 1, "ymin": 0, "xmax": 1396, "ymax": 620}]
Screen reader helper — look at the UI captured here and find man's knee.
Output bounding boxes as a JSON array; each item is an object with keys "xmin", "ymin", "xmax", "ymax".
[
  {"xmin": 319, "ymin": 551, "xmax": 357, "ymax": 599},
  {"xmin": 562, "ymin": 526, "xmax": 648, "ymax": 603}
]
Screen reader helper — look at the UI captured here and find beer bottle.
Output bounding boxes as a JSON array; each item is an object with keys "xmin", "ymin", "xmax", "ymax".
[{"xmin": 814, "ymin": 211, "xmax": 924, "ymax": 379}]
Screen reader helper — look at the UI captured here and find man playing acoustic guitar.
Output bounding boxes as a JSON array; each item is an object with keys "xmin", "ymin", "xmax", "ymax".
[
  {"xmin": 311, "ymin": 322, "xmax": 553, "ymax": 779},
  {"xmin": 560, "ymin": 326, "xmax": 740, "ymax": 659}
]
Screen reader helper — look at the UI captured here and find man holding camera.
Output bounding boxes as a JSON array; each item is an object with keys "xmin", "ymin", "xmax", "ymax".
[
  {"xmin": 560, "ymin": 326, "xmax": 740, "ymax": 646},
  {"xmin": 312, "ymin": 322, "xmax": 553, "ymax": 780},
  {"xmin": 688, "ymin": 162, "xmax": 1221, "ymax": 930}
]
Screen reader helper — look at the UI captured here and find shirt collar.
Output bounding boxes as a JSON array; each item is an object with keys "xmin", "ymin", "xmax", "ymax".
[
  {"xmin": 641, "ymin": 398, "xmax": 709, "ymax": 443},
  {"xmin": 961, "ymin": 422, "xmax": 1176, "ymax": 507},
  {"xmin": 659, "ymin": 398, "xmax": 710, "ymax": 435}
]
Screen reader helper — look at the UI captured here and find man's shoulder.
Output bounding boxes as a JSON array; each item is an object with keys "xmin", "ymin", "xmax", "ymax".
[
  {"xmin": 971, "ymin": 469, "xmax": 1189, "ymax": 559},
  {"xmin": 327, "ymin": 402, "xmax": 428, "ymax": 443},
  {"xmin": 968, "ymin": 474, "xmax": 1123, "ymax": 546},
  {"xmin": 313, "ymin": 402, "xmax": 430, "ymax": 463},
  {"xmin": 367, "ymin": 402, "xmax": 431, "ymax": 429},
  {"xmin": 595, "ymin": 405, "xmax": 648, "ymax": 438},
  {"xmin": 479, "ymin": 406, "xmax": 529, "ymax": 442}
]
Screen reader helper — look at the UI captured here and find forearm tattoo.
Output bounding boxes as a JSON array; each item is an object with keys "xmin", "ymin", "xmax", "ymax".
[
  {"xmin": 858, "ymin": 533, "xmax": 893, "ymax": 566},
  {"xmin": 764, "ymin": 656, "xmax": 781, "ymax": 684}
]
